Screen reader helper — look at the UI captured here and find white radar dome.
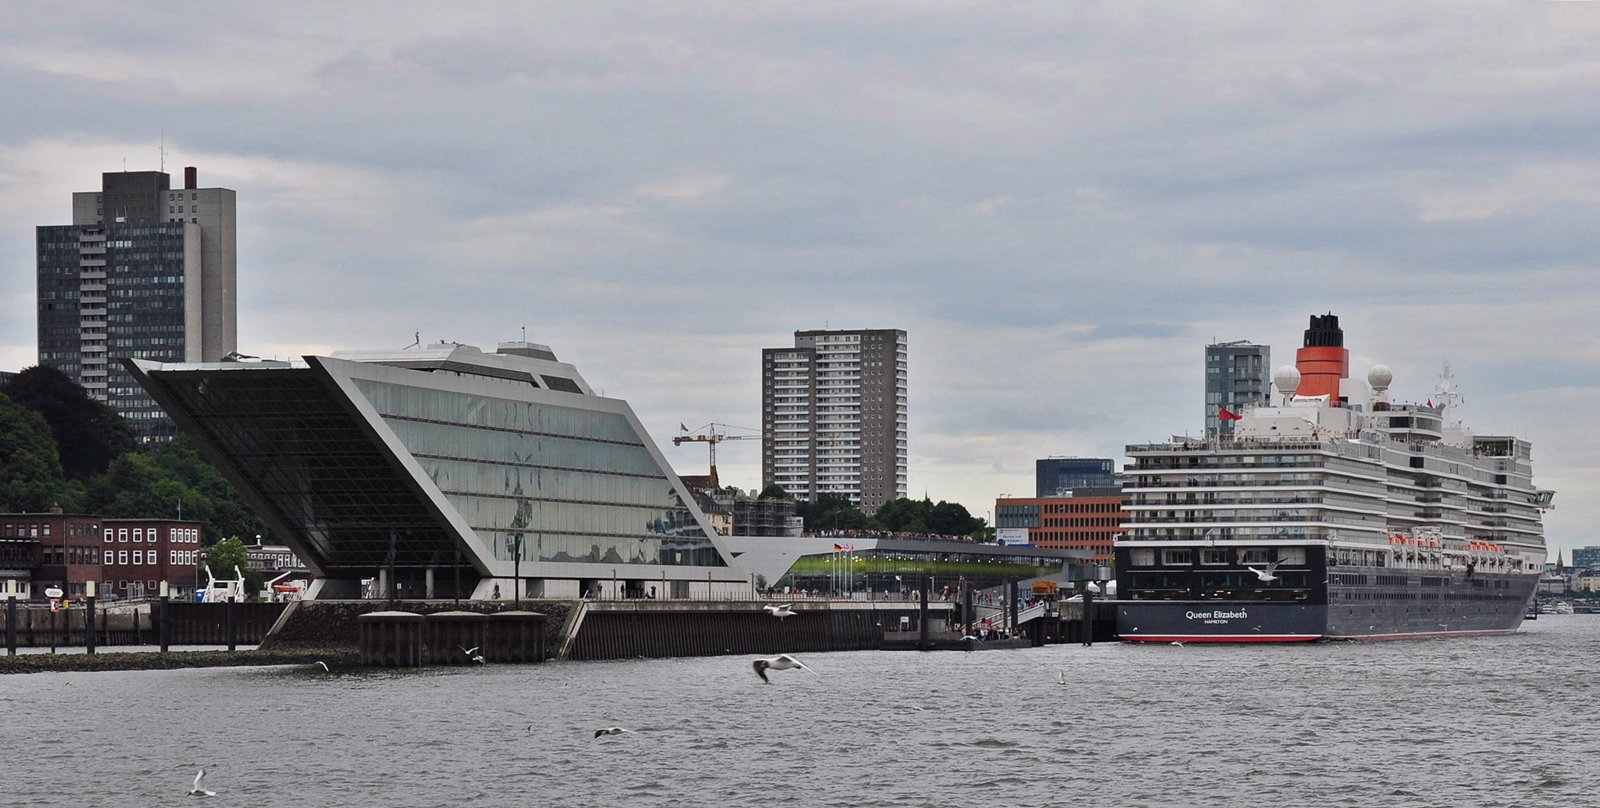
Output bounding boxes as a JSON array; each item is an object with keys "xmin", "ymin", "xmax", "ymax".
[
  {"xmin": 1273, "ymin": 365, "xmax": 1302, "ymax": 397},
  {"xmin": 1368, "ymin": 364, "xmax": 1393, "ymax": 391}
]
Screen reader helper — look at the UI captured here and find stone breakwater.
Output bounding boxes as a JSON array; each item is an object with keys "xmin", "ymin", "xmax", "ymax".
[
  {"xmin": 0, "ymin": 647, "xmax": 362, "ymax": 675},
  {"xmin": 259, "ymin": 599, "xmax": 576, "ymax": 654}
]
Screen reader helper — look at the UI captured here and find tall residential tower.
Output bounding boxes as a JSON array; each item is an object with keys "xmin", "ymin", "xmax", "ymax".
[
  {"xmin": 762, "ymin": 328, "xmax": 906, "ymax": 511},
  {"xmin": 1204, "ymin": 340, "xmax": 1270, "ymax": 437},
  {"xmin": 37, "ymin": 167, "xmax": 237, "ymax": 440}
]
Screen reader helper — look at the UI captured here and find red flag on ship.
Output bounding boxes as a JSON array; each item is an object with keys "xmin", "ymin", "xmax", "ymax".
[{"xmin": 1218, "ymin": 407, "xmax": 1242, "ymax": 421}]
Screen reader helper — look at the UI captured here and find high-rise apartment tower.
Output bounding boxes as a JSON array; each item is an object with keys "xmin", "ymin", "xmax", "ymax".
[
  {"xmin": 761, "ymin": 328, "xmax": 906, "ymax": 511},
  {"xmin": 1204, "ymin": 340, "xmax": 1270, "ymax": 438},
  {"xmin": 37, "ymin": 167, "xmax": 236, "ymax": 440}
]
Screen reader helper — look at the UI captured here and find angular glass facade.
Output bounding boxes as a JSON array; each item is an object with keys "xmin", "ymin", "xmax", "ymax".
[{"xmin": 352, "ymin": 379, "xmax": 725, "ymax": 568}]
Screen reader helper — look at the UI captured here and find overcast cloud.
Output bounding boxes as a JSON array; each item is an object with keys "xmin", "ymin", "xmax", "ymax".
[{"xmin": 2, "ymin": 1, "xmax": 1597, "ymax": 558}]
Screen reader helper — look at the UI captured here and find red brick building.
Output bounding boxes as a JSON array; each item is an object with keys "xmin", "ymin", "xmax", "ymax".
[
  {"xmin": 2, "ymin": 511, "xmax": 104, "ymax": 599},
  {"xmin": 100, "ymin": 519, "xmax": 205, "ymax": 601},
  {"xmin": 994, "ymin": 496, "xmax": 1127, "ymax": 561},
  {"xmin": 0, "ymin": 512, "xmax": 205, "ymax": 601}
]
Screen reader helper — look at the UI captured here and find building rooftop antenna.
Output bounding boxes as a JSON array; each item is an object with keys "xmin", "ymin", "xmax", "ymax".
[{"xmin": 160, "ymin": 129, "xmax": 165, "ymax": 174}]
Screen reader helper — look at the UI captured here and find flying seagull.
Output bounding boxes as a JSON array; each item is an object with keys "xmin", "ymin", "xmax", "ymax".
[
  {"xmin": 1246, "ymin": 560, "xmax": 1285, "ymax": 583},
  {"xmin": 594, "ymin": 727, "xmax": 635, "ymax": 738},
  {"xmin": 752, "ymin": 654, "xmax": 820, "ymax": 683},
  {"xmin": 187, "ymin": 768, "xmax": 216, "ymax": 797},
  {"xmin": 763, "ymin": 604, "xmax": 797, "ymax": 618},
  {"xmin": 459, "ymin": 646, "xmax": 485, "ymax": 664},
  {"xmin": 313, "ymin": 661, "xmax": 329, "ymax": 672},
  {"xmin": 1170, "ymin": 641, "xmax": 1185, "ymax": 647},
  {"xmin": 1056, "ymin": 670, "xmax": 1067, "ymax": 685}
]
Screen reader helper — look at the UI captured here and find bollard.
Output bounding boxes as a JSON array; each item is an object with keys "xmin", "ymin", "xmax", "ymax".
[
  {"xmin": 5, "ymin": 583, "xmax": 15, "ymax": 656},
  {"xmin": 226, "ymin": 596, "xmax": 237, "ymax": 651},
  {"xmin": 85, "ymin": 581, "xmax": 97, "ymax": 655},
  {"xmin": 961, "ymin": 585, "xmax": 971, "ymax": 636},
  {"xmin": 1008, "ymin": 579, "xmax": 1019, "ymax": 635},
  {"xmin": 159, "ymin": 581, "xmax": 170, "ymax": 653},
  {"xmin": 1081, "ymin": 588, "xmax": 1095, "ymax": 647},
  {"xmin": 918, "ymin": 576, "xmax": 930, "ymax": 650}
]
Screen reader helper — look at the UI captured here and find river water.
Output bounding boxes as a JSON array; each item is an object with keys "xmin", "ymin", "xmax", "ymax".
[{"xmin": 4, "ymin": 615, "xmax": 1595, "ymax": 807}]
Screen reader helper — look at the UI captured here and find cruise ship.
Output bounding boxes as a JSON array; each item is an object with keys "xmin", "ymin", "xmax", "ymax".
[{"xmin": 1114, "ymin": 314, "xmax": 1554, "ymax": 642}]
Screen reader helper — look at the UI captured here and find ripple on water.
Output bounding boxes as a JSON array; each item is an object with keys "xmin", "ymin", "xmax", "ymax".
[{"xmin": 4, "ymin": 617, "xmax": 1599, "ymax": 807}]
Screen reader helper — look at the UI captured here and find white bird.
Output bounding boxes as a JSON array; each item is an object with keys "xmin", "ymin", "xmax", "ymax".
[
  {"xmin": 593, "ymin": 726, "xmax": 635, "ymax": 738},
  {"xmin": 187, "ymin": 768, "xmax": 216, "ymax": 797},
  {"xmin": 313, "ymin": 661, "xmax": 329, "ymax": 672},
  {"xmin": 752, "ymin": 654, "xmax": 820, "ymax": 683},
  {"xmin": 1170, "ymin": 641, "xmax": 1185, "ymax": 647},
  {"xmin": 763, "ymin": 604, "xmax": 797, "ymax": 618},
  {"xmin": 1056, "ymin": 670, "xmax": 1067, "ymax": 685},
  {"xmin": 459, "ymin": 646, "xmax": 485, "ymax": 664},
  {"xmin": 1247, "ymin": 560, "xmax": 1285, "ymax": 583}
]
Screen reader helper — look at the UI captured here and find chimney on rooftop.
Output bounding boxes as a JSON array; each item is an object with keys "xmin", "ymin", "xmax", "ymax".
[{"xmin": 184, "ymin": 166, "xmax": 197, "ymax": 189}]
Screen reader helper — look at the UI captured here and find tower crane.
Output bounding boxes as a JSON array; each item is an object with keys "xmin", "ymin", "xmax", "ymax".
[{"xmin": 672, "ymin": 423, "xmax": 760, "ymax": 488}]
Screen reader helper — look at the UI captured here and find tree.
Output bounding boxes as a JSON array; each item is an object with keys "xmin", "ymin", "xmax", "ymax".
[
  {"xmin": 80, "ymin": 437, "xmax": 272, "ymax": 547},
  {"xmin": 0, "ymin": 393, "xmax": 80, "ymax": 512},
  {"xmin": 204, "ymin": 536, "xmax": 265, "ymax": 600},
  {"xmin": 874, "ymin": 497, "xmax": 985, "ymax": 538},
  {"xmin": 795, "ymin": 492, "xmax": 869, "ymax": 532},
  {"xmin": 152, "ymin": 437, "xmax": 271, "ymax": 543},
  {"xmin": 757, "ymin": 484, "xmax": 793, "ymax": 501},
  {"xmin": 0, "ymin": 366, "xmax": 135, "ymax": 481},
  {"xmin": 84, "ymin": 453, "xmax": 212, "ymax": 529}
]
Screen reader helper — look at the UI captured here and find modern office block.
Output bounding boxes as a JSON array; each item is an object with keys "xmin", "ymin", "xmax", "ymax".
[
  {"xmin": 1035, "ymin": 457, "xmax": 1117, "ymax": 498},
  {"xmin": 37, "ymin": 168, "xmax": 236, "ymax": 440},
  {"xmin": 126, "ymin": 342, "xmax": 747, "ymax": 600},
  {"xmin": 1204, "ymin": 340, "xmax": 1270, "ymax": 438},
  {"xmin": 761, "ymin": 329, "xmax": 906, "ymax": 511}
]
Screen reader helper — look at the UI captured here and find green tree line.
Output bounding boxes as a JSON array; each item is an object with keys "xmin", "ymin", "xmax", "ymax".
[
  {"xmin": 759, "ymin": 485, "xmax": 991, "ymax": 538},
  {"xmin": 0, "ymin": 367, "xmax": 271, "ymax": 570}
]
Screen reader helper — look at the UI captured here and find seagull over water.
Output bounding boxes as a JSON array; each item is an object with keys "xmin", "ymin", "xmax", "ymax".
[
  {"xmin": 752, "ymin": 654, "xmax": 820, "ymax": 683},
  {"xmin": 459, "ymin": 646, "xmax": 485, "ymax": 664},
  {"xmin": 1247, "ymin": 560, "xmax": 1285, "ymax": 583},
  {"xmin": 313, "ymin": 661, "xmax": 329, "ymax": 672},
  {"xmin": 187, "ymin": 768, "xmax": 216, "ymax": 797},
  {"xmin": 594, "ymin": 727, "xmax": 635, "ymax": 738},
  {"xmin": 763, "ymin": 604, "xmax": 797, "ymax": 618}
]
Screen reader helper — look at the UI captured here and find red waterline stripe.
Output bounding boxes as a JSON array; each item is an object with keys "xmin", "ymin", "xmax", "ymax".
[{"xmin": 1123, "ymin": 634, "xmax": 1321, "ymax": 643}]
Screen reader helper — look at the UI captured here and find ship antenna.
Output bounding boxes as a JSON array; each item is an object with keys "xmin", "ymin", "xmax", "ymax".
[{"xmin": 1435, "ymin": 360, "xmax": 1460, "ymax": 414}]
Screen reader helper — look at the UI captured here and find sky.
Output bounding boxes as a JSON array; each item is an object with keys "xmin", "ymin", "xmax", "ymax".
[{"xmin": 2, "ymin": 1, "xmax": 1597, "ymax": 559}]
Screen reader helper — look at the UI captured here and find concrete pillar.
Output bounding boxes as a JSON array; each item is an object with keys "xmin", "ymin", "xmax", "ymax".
[{"xmin": 425, "ymin": 567, "xmax": 435, "ymax": 599}]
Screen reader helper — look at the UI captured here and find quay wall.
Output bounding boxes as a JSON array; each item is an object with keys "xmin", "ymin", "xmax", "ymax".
[
  {"xmin": 263, "ymin": 599, "xmax": 950, "ymax": 661},
  {"xmin": 259, "ymin": 599, "xmax": 576, "ymax": 658},
  {"xmin": 569, "ymin": 601, "xmax": 949, "ymax": 660},
  {"xmin": 2, "ymin": 602, "xmax": 288, "ymax": 648}
]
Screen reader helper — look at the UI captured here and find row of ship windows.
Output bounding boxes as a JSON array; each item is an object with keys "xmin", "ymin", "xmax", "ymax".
[
  {"xmin": 1128, "ymin": 547, "xmax": 1304, "ymax": 566},
  {"xmin": 1137, "ymin": 455, "xmax": 1323, "ymax": 469},
  {"xmin": 1331, "ymin": 592, "xmax": 1522, "ymax": 602}
]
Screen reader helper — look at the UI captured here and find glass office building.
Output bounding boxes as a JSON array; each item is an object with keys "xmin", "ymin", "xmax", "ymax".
[
  {"xmin": 127, "ymin": 342, "xmax": 738, "ymax": 599},
  {"xmin": 1204, "ymin": 340, "xmax": 1271, "ymax": 438}
]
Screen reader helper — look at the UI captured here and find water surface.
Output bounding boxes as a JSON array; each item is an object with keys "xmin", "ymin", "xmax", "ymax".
[{"xmin": 4, "ymin": 616, "xmax": 1594, "ymax": 807}]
